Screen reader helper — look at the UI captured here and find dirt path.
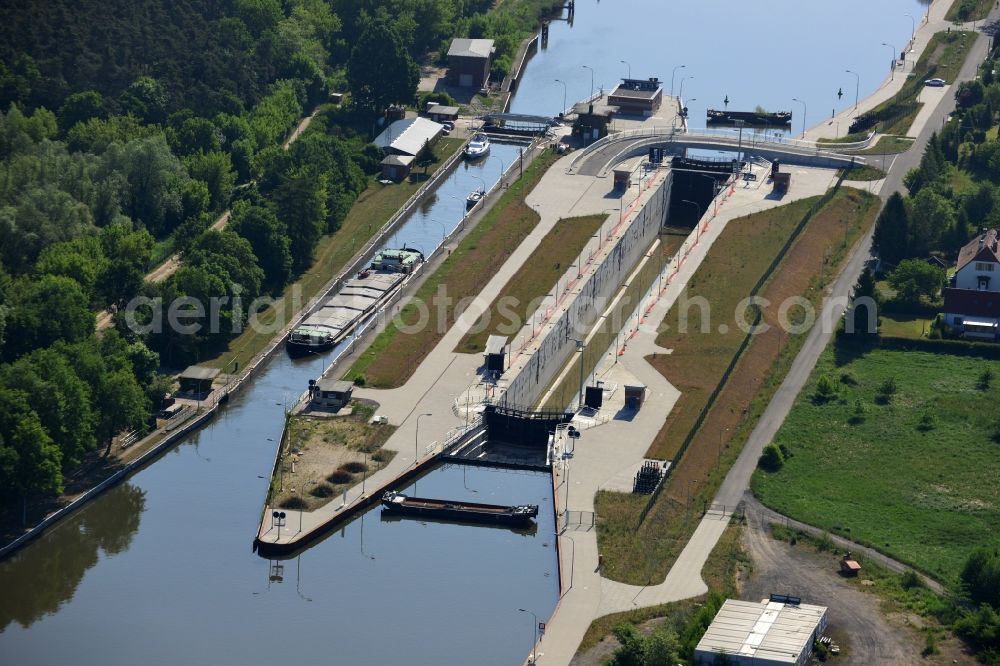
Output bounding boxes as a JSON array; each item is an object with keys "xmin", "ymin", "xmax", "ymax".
[{"xmin": 742, "ymin": 518, "xmax": 925, "ymax": 665}]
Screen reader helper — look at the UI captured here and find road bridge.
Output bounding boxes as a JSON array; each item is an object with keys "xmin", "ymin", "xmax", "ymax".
[{"xmin": 570, "ymin": 126, "xmax": 869, "ymax": 177}]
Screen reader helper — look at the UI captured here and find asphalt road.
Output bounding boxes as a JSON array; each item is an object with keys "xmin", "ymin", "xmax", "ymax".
[{"xmin": 713, "ymin": 17, "xmax": 998, "ymax": 517}]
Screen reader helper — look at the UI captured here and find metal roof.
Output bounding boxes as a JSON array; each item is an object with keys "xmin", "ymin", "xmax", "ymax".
[
  {"xmin": 179, "ymin": 366, "xmax": 220, "ymax": 381},
  {"xmin": 373, "ymin": 117, "xmax": 443, "ymax": 157},
  {"xmin": 317, "ymin": 378, "xmax": 354, "ymax": 392},
  {"xmin": 447, "ymin": 38, "xmax": 495, "ymax": 59},
  {"xmin": 695, "ymin": 599, "xmax": 827, "ymax": 665}
]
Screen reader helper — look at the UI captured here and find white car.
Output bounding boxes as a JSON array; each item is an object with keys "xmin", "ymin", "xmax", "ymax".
[{"xmin": 924, "ymin": 78, "xmax": 946, "ymax": 87}]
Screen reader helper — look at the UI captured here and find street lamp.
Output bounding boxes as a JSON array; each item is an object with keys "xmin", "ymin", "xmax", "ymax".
[
  {"xmin": 570, "ymin": 338, "xmax": 585, "ymax": 410},
  {"xmin": 556, "ymin": 531, "xmax": 576, "ymax": 593},
  {"xmin": 881, "ymin": 43, "xmax": 897, "ymax": 81},
  {"xmin": 620, "ymin": 59, "xmax": 631, "ymax": 79},
  {"xmin": 791, "ymin": 97, "xmax": 807, "ymax": 138},
  {"xmin": 518, "ymin": 608, "xmax": 539, "ymax": 664},
  {"xmin": 679, "ymin": 75, "xmax": 693, "ymax": 101},
  {"xmin": 670, "ymin": 64, "xmax": 686, "ymax": 97},
  {"xmin": 554, "ymin": 78, "xmax": 567, "ymax": 115},
  {"xmin": 904, "ymin": 13, "xmax": 915, "ymax": 48},
  {"xmin": 681, "ymin": 199, "xmax": 702, "ymax": 224},
  {"xmin": 582, "ymin": 64, "xmax": 594, "ymax": 102},
  {"xmin": 414, "ymin": 413, "xmax": 432, "ymax": 467},
  {"xmin": 845, "ymin": 69, "xmax": 860, "ymax": 110}
]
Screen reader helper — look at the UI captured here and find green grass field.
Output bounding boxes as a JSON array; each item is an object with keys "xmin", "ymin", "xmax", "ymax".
[
  {"xmin": 947, "ymin": 0, "xmax": 993, "ymax": 22},
  {"xmin": 752, "ymin": 344, "xmax": 1000, "ymax": 586}
]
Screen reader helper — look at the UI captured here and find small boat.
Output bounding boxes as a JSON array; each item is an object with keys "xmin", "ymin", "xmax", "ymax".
[
  {"xmin": 380, "ymin": 491, "xmax": 538, "ymax": 527},
  {"xmin": 466, "ymin": 189, "xmax": 486, "ymax": 208},
  {"xmin": 464, "ymin": 132, "xmax": 491, "ymax": 159},
  {"xmin": 707, "ymin": 109, "xmax": 792, "ymax": 126}
]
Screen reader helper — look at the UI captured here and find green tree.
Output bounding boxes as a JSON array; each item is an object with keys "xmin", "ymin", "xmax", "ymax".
[
  {"xmin": 907, "ymin": 188, "xmax": 955, "ymax": 258},
  {"xmin": 234, "ymin": 0, "xmax": 284, "ymax": 36},
  {"xmin": 102, "ymin": 134, "xmax": 190, "ymax": 237},
  {"xmin": 962, "ymin": 548, "xmax": 1000, "ymax": 608},
  {"xmin": 888, "ymin": 259, "xmax": 945, "ymax": 305},
  {"xmin": 57, "ymin": 90, "xmax": 106, "ymax": 133},
  {"xmin": 97, "ymin": 222, "xmax": 154, "ymax": 307},
  {"xmin": 35, "ymin": 236, "xmax": 107, "ymax": 296},
  {"xmin": 230, "ymin": 203, "xmax": 293, "ymax": 292},
  {"xmin": 3, "ymin": 275, "xmax": 94, "ymax": 361},
  {"xmin": 274, "ymin": 167, "xmax": 327, "ymax": 272},
  {"xmin": 118, "ymin": 76, "xmax": 169, "ymax": 125},
  {"xmin": 347, "ymin": 19, "xmax": 419, "ymax": 111},
  {"xmin": 169, "ymin": 117, "xmax": 222, "ymax": 156},
  {"xmin": 873, "ymin": 192, "xmax": 910, "ymax": 265},
  {"xmin": 0, "ymin": 387, "xmax": 63, "ymax": 501},
  {"xmin": 185, "ymin": 150, "xmax": 236, "ymax": 210},
  {"xmin": 758, "ymin": 444, "xmax": 785, "ymax": 472}
]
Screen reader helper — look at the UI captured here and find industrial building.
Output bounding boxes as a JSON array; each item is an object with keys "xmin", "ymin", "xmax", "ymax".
[{"xmin": 693, "ymin": 598, "xmax": 828, "ymax": 666}]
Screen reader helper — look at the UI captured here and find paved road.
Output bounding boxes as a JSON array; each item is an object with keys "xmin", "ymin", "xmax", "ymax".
[{"xmin": 713, "ymin": 11, "xmax": 997, "ymax": 570}]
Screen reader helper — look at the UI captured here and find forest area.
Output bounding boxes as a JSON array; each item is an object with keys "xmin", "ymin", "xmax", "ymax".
[{"xmin": 0, "ymin": 0, "xmax": 560, "ymax": 508}]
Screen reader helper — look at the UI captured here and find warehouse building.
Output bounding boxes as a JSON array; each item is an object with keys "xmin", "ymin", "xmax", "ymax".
[{"xmin": 693, "ymin": 598, "xmax": 828, "ymax": 666}]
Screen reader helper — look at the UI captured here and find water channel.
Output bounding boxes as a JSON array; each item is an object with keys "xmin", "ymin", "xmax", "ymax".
[{"xmin": 1, "ymin": 1, "xmax": 935, "ymax": 664}]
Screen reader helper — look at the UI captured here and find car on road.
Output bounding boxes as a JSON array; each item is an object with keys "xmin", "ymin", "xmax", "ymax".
[
  {"xmin": 441, "ymin": 121, "xmax": 455, "ymax": 131},
  {"xmin": 924, "ymin": 78, "xmax": 946, "ymax": 87}
]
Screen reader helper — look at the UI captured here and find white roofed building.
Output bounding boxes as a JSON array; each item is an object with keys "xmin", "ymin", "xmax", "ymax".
[
  {"xmin": 372, "ymin": 117, "xmax": 443, "ymax": 181},
  {"xmin": 694, "ymin": 599, "xmax": 828, "ymax": 666}
]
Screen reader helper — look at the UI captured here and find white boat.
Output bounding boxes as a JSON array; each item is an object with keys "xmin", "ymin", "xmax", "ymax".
[
  {"xmin": 466, "ymin": 189, "xmax": 486, "ymax": 208},
  {"xmin": 464, "ymin": 132, "xmax": 490, "ymax": 159}
]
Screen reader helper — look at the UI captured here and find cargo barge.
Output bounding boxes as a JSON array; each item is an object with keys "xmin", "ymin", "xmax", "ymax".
[
  {"xmin": 706, "ymin": 109, "xmax": 792, "ymax": 126},
  {"xmin": 285, "ymin": 248, "xmax": 423, "ymax": 355},
  {"xmin": 380, "ymin": 491, "xmax": 539, "ymax": 527}
]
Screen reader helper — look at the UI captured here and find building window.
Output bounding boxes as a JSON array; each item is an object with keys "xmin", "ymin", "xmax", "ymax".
[{"xmin": 975, "ymin": 262, "xmax": 995, "ymax": 272}]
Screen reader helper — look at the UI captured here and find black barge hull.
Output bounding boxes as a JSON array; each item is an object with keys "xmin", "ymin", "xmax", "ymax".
[{"xmin": 380, "ymin": 492, "xmax": 538, "ymax": 527}]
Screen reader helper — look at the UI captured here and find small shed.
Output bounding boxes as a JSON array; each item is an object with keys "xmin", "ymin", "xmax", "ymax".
[
  {"xmin": 840, "ymin": 553, "xmax": 861, "ymax": 576},
  {"xmin": 178, "ymin": 366, "xmax": 219, "ymax": 395},
  {"xmin": 772, "ymin": 171, "xmax": 791, "ymax": 193},
  {"xmin": 613, "ymin": 168, "xmax": 632, "ymax": 190},
  {"xmin": 381, "ymin": 154, "xmax": 415, "ymax": 181},
  {"xmin": 624, "ymin": 384, "xmax": 646, "ymax": 410},
  {"xmin": 447, "ymin": 38, "xmax": 496, "ymax": 89},
  {"xmin": 426, "ymin": 103, "xmax": 460, "ymax": 122},
  {"xmin": 484, "ymin": 334, "xmax": 508, "ymax": 377},
  {"xmin": 572, "ymin": 102, "xmax": 613, "ymax": 141},
  {"xmin": 311, "ymin": 378, "xmax": 354, "ymax": 409}
]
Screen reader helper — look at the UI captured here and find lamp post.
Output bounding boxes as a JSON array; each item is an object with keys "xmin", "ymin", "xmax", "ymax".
[
  {"xmin": 582, "ymin": 64, "xmax": 594, "ymax": 102},
  {"xmin": 734, "ymin": 118, "xmax": 745, "ymax": 168},
  {"xmin": 679, "ymin": 75, "xmax": 693, "ymax": 101},
  {"xmin": 881, "ymin": 42, "xmax": 897, "ymax": 81},
  {"xmin": 681, "ymin": 200, "xmax": 702, "ymax": 236},
  {"xmin": 620, "ymin": 59, "xmax": 631, "ymax": 79},
  {"xmin": 670, "ymin": 64, "xmax": 686, "ymax": 97},
  {"xmin": 518, "ymin": 608, "xmax": 539, "ymax": 664},
  {"xmin": 791, "ymin": 98, "xmax": 807, "ymax": 138},
  {"xmin": 570, "ymin": 338, "xmax": 585, "ymax": 410},
  {"xmin": 554, "ymin": 78, "xmax": 567, "ymax": 115},
  {"xmin": 845, "ymin": 69, "xmax": 860, "ymax": 110},
  {"xmin": 556, "ymin": 531, "xmax": 576, "ymax": 593},
  {"xmin": 414, "ymin": 413, "xmax": 432, "ymax": 467},
  {"xmin": 904, "ymin": 13, "xmax": 915, "ymax": 48}
]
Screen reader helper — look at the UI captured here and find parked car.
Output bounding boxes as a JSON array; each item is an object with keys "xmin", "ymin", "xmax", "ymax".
[
  {"xmin": 441, "ymin": 120, "xmax": 455, "ymax": 130},
  {"xmin": 924, "ymin": 78, "xmax": 946, "ymax": 87}
]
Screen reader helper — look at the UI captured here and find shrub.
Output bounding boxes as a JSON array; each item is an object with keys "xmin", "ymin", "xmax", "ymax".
[
  {"xmin": 922, "ymin": 630, "xmax": 939, "ymax": 656},
  {"xmin": 840, "ymin": 372, "xmax": 857, "ymax": 386},
  {"xmin": 352, "ymin": 375, "xmax": 366, "ymax": 386},
  {"xmin": 876, "ymin": 377, "xmax": 898, "ymax": 404},
  {"xmin": 816, "ymin": 532, "xmax": 834, "ymax": 552},
  {"xmin": 280, "ymin": 496, "xmax": 308, "ymax": 510},
  {"xmin": 310, "ymin": 483, "xmax": 335, "ymax": 498},
  {"xmin": 758, "ymin": 444, "xmax": 785, "ymax": 472},
  {"xmin": 901, "ymin": 570, "xmax": 924, "ymax": 590},
  {"xmin": 979, "ymin": 368, "xmax": 994, "ymax": 390},
  {"xmin": 848, "ymin": 399, "xmax": 867, "ymax": 425},
  {"xmin": 327, "ymin": 470, "xmax": 352, "ymax": 484},
  {"xmin": 371, "ymin": 449, "xmax": 390, "ymax": 462},
  {"xmin": 917, "ymin": 413, "xmax": 936, "ymax": 432},
  {"xmin": 812, "ymin": 376, "xmax": 837, "ymax": 404},
  {"xmin": 341, "ymin": 461, "xmax": 368, "ymax": 474}
]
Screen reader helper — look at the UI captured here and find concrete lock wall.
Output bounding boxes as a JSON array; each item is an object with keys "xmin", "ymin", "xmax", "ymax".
[{"xmin": 502, "ymin": 170, "xmax": 672, "ymax": 408}]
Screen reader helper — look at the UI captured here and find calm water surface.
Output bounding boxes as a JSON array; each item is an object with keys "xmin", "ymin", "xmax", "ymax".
[{"xmin": 1, "ymin": 1, "xmax": 938, "ymax": 664}]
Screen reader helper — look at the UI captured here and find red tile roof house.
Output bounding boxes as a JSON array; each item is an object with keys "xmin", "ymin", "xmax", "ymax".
[{"xmin": 943, "ymin": 229, "xmax": 1000, "ymax": 340}]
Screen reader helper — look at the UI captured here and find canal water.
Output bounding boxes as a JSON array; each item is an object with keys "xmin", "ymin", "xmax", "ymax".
[{"xmin": 1, "ymin": 1, "xmax": 935, "ymax": 664}]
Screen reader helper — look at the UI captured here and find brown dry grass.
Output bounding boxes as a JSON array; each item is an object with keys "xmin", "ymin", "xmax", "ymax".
[
  {"xmin": 595, "ymin": 187, "xmax": 880, "ymax": 585},
  {"xmin": 456, "ymin": 214, "xmax": 606, "ymax": 354}
]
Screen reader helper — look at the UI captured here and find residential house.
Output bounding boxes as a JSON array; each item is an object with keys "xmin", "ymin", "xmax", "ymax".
[
  {"xmin": 943, "ymin": 228, "xmax": 1000, "ymax": 339},
  {"xmin": 447, "ymin": 38, "xmax": 495, "ymax": 89}
]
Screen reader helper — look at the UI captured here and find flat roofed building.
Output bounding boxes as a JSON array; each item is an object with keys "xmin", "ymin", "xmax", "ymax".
[
  {"xmin": 609, "ymin": 77, "xmax": 663, "ymax": 116},
  {"xmin": 178, "ymin": 366, "xmax": 220, "ymax": 394},
  {"xmin": 311, "ymin": 378, "xmax": 354, "ymax": 409},
  {"xmin": 373, "ymin": 117, "xmax": 443, "ymax": 157},
  {"xmin": 694, "ymin": 599, "xmax": 828, "ymax": 666}
]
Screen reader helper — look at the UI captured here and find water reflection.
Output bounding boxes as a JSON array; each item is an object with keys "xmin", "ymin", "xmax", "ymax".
[{"xmin": 0, "ymin": 484, "xmax": 145, "ymax": 631}]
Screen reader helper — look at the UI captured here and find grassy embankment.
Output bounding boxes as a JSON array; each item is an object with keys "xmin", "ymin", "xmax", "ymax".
[
  {"xmin": 753, "ymin": 344, "xmax": 1000, "ymax": 586},
  {"xmin": 821, "ymin": 31, "xmax": 974, "ymax": 145},
  {"xmin": 344, "ymin": 149, "xmax": 561, "ymax": 388},
  {"xmin": 203, "ymin": 138, "xmax": 465, "ymax": 371},
  {"xmin": 947, "ymin": 0, "xmax": 994, "ymax": 22},
  {"xmin": 595, "ymin": 187, "xmax": 881, "ymax": 586},
  {"xmin": 576, "ymin": 523, "xmax": 750, "ymax": 656},
  {"xmin": 270, "ymin": 401, "xmax": 396, "ymax": 511},
  {"xmin": 456, "ymin": 214, "xmax": 607, "ymax": 354}
]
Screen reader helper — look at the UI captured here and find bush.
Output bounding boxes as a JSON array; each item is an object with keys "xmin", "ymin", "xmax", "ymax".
[
  {"xmin": 758, "ymin": 444, "xmax": 785, "ymax": 472},
  {"xmin": 812, "ymin": 375, "xmax": 837, "ymax": 404},
  {"xmin": 848, "ymin": 399, "xmax": 867, "ymax": 425},
  {"xmin": 340, "ymin": 461, "xmax": 368, "ymax": 474},
  {"xmin": 327, "ymin": 470, "xmax": 352, "ymax": 484},
  {"xmin": 979, "ymin": 368, "xmax": 994, "ymax": 390},
  {"xmin": 310, "ymin": 483, "xmax": 335, "ymax": 498},
  {"xmin": 280, "ymin": 496, "xmax": 308, "ymax": 509},
  {"xmin": 371, "ymin": 449, "xmax": 390, "ymax": 462},
  {"xmin": 876, "ymin": 377, "xmax": 898, "ymax": 404},
  {"xmin": 917, "ymin": 413, "xmax": 936, "ymax": 432},
  {"xmin": 901, "ymin": 569, "xmax": 924, "ymax": 590}
]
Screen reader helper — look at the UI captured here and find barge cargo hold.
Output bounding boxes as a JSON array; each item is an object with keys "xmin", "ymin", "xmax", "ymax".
[
  {"xmin": 380, "ymin": 491, "xmax": 539, "ymax": 527},
  {"xmin": 286, "ymin": 248, "xmax": 423, "ymax": 355},
  {"xmin": 706, "ymin": 109, "xmax": 792, "ymax": 126}
]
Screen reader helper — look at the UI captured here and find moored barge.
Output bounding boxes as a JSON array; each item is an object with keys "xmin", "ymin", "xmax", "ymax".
[
  {"xmin": 380, "ymin": 491, "xmax": 539, "ymax": 527},
  {"xmin": 706, "ymin": 109, "xmax": 792, "ymax": 126}
]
